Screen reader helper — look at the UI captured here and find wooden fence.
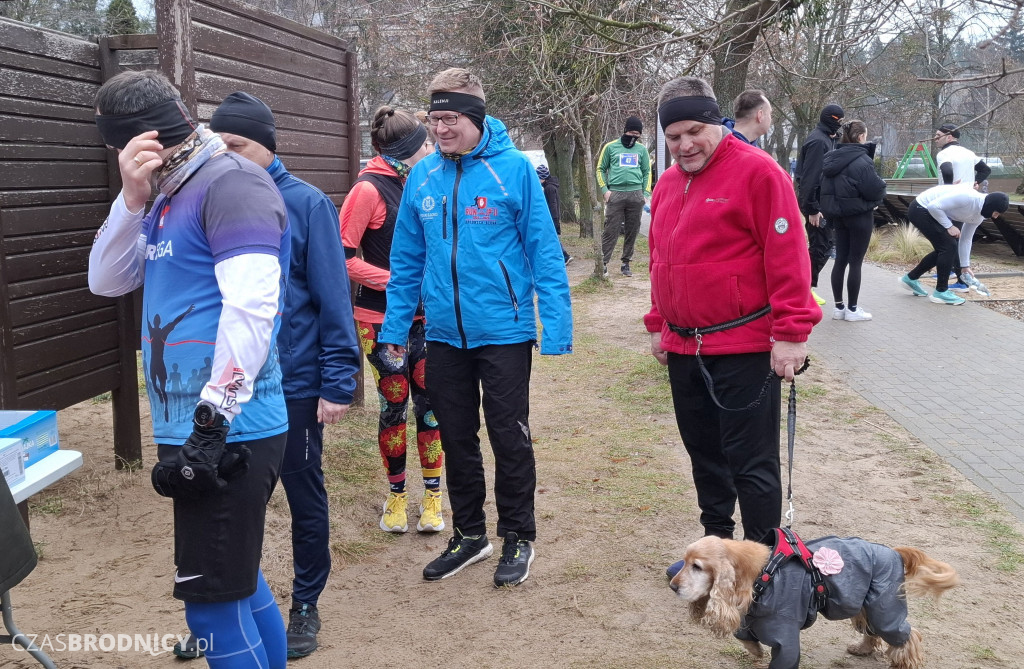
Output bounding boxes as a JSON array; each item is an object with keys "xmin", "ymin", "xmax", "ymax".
[{"xmin": 0, "ymin": 0, "xmax": 359, "ymax": 467}]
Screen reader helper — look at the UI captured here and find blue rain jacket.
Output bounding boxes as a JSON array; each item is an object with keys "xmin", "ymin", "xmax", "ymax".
[{"xmin": 380, "ymin": 117, "xmax": 572, "ymax": 354}]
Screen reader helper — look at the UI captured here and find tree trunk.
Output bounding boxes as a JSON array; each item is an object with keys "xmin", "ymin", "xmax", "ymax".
[
  {"xmin": 580, "ymin": 120, "xmax": 606, "ymax": 278},
  {"xmin": 711, "ymin": 0, "xmax": 764, "ymax": 111},
  {"xmin": 543, "ymin": 131, "xmax": 577, "ymax": 226},
  {"xmin": 574, "ymin": 136, "xmax": 594, "ymax": 240}
]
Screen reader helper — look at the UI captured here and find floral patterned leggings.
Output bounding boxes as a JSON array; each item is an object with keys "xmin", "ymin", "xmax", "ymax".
[{"xmin": 357, "ymin": 320, "xmax": 442, "ymax": 489}]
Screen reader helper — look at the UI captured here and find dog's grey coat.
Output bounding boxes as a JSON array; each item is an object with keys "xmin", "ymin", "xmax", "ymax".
[{"xmin": 734, "ymin": 536, "xmax": 910, "ymax": 669}]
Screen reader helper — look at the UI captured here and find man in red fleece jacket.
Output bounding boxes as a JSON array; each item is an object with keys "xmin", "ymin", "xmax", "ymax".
[{"xmin": 647, "ymin": 76, "xmax": 821, "ymax": 550}]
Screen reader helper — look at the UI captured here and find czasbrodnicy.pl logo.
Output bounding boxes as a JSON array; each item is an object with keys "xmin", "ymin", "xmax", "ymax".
[{"xmin": 12, "ymin": 633, "xmax": 213, "ymax": 656}]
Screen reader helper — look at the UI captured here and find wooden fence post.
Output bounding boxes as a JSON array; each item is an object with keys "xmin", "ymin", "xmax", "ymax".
[
  {"xmin": 98, "ymin": 36, "xmax": 144, "ymax": 470},
  {"xmin": 156, "ymin": 0, "xmax": 196, "ymax": 117}
]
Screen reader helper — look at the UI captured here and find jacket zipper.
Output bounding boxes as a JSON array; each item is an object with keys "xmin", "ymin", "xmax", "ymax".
[
  {"xmin": 450, "ymin": 160, "xmax": 468, "ymax": 348},
  {"xmin": 498, "ymin": 260, "xmax": 520, "ymax": 322}
]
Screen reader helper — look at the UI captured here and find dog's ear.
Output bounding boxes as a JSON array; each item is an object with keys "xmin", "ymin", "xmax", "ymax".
[
  {"xmin": 688, "ymin": 594, "xmax": 709, "ymax": 623},
  {"xmin": 703, "ymin": 553, "xmax": 743, "ymax": 637}
]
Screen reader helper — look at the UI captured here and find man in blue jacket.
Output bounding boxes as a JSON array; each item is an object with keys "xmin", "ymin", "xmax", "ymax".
[
  {"xmin": 380, "ymin": 68, "xmax": 573, "ymax": 588},
  {"xmin": 211, "ymin": 92, "xmax": 361, "ymax": 658}
]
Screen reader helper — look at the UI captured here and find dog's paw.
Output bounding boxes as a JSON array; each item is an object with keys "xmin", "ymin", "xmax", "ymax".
[
  {"xmin": 739, "ymin": 639, "xmax": 764, "ymax": 660},
  {"xmin": 847, "ymin": 635, "xmax": 881, "ymax": 657}
]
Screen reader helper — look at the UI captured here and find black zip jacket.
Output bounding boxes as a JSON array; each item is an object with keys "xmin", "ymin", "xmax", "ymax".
[
  {"xmin": 819, "ymin": 143, "xmax": 887, "ymax": 219},
  {"xmin": 796, "ymin": 122, "xmax": 837, "ymax": 216}
]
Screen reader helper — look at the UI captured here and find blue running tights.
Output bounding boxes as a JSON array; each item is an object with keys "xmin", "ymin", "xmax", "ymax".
[{"xmin": 184, "ymin": 570, "xmax": 286, "ymax": 669}]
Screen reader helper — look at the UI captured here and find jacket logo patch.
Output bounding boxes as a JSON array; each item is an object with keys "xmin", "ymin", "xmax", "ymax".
[
  {"xmin": 465, "ymin": 202, "xmax": 499, "ymax": 224},
  {"xmin": 422, "ymin": 196, "xmax": 436, "ymax": 212},
  {"xmin": 705, "ymin": 197, "xmax": 729, "ymax": 204},
  {"xmin": 774, "ymin": 217, "xmax": 789, "ymax": 234}
]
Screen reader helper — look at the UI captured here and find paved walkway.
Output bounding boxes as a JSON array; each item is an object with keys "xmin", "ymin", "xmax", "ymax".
[{"xmin": 810, "ymin": 261, "xmax": 1024, "ymax": 522}]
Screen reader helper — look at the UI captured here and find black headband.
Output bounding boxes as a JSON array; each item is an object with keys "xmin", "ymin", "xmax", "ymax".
[
  {"xmin": 658, "ymin": 96, "xmax": 723, "ymax": 131},
  {"xmin": 380, "ymin": 123, "xmax": 428, "ymax": 160},
  {"xmin": 95, "ymin": 99, "xmax": 196, "ymax": 150},
  {"xmin": 430, "ymin": 91, "xmax": 486, "ymax": 131}
]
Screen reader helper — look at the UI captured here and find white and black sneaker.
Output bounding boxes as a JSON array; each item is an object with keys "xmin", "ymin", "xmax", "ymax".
[
  {"xmin": 422, "ymin": 529, "xmax": 493, "ymax": 581},
  {"xmin": 493, "ymin": 532, "xmax": 534, "ymax": 587}
]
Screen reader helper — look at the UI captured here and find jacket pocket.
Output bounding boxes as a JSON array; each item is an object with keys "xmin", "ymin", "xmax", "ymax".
[{"xmin": 497, "ymin": 260, "xmax": 520, "ymax": 322}]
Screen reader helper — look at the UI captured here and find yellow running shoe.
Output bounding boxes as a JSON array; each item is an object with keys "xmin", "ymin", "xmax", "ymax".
[
  {"xmin": 417, "ymin": 489, "xmax": 445, "ymax": 533},
  {"xmin": 811, "ymin": 288, "xmax": 826, "ymax": 306},
  {"xmin": 380, "ymin": 492, "xmax": 408, "ymax": 533}
]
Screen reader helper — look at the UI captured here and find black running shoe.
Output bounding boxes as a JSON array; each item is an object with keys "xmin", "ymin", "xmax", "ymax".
[
  {"xmin": 423, "ymin": 529, "xmax": 493, "ymax": 581},
  {"xmin": 172, "ymin": 632, "xmax": 204, "ymax": 659},
  {"xmin": 621, "ymin": 262, "xmax": 632, "ymax": 277},
  {"xmin": 286, "ymin": 602, "xmax": 321, "ymax": 658},
  {"xmin": 493, "ymin": 532, "xmax": 534, "ymax": 587}
]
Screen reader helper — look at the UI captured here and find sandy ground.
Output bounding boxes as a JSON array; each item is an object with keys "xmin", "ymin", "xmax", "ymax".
[{"xmin": 7, "ymin": 243, "xmax": 1024, "ymax": 669}]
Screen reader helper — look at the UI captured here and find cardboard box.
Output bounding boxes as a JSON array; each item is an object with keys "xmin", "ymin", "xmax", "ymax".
[
  {"xmin": 0, "ymin": 436, "xmax": 26, "ymax": 487},
  {"xmin": 0, "ymin": 410, "xmax": 59, "ymax": 467}
]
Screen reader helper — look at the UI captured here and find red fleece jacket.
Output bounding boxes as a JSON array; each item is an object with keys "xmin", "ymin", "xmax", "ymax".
[{"xmin": 644, "ymin": 133, "xmax": 821, "ymax": 355}]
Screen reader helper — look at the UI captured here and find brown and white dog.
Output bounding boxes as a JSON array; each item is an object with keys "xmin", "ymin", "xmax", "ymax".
[{"xmin": 668, "ymin": 534, "xmax": 959, "ymax": 669}]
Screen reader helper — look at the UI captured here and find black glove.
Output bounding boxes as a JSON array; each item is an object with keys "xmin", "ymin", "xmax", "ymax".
[{"xmin": 151, "ymin": 403, "xmax": 239, "ymax": 499}]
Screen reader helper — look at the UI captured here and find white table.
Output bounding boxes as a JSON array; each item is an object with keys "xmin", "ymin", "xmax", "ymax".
[{"xmin": 9, "ymin": 450, "xmax": 83, "ymax": 504}]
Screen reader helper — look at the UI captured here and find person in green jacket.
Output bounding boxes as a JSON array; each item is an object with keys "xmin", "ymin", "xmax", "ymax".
[{"xmin": 597, "ymin": 116, "xmax": 651, "ymax": 277}]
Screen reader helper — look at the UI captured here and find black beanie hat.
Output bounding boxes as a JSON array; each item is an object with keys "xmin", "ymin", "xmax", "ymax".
[
  {"xmin": 938, "ymin": 123, "xmax": 961, "ymax": 139},
  {"xmin": 210, "ymin": 91, "xmax": 277, "ymax": 153},
  {"xmin": 981, "ymin": 192, "xmax": 1009, "ymax": 218},
  {"xmin": 624, "ymin": 116, "xmax": 643, "ymax": 133}
]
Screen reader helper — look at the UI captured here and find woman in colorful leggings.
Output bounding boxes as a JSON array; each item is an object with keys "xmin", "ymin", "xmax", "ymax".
[{"xmin": 340, "ymin": 106, "xmax": 444, "ymax": 533}]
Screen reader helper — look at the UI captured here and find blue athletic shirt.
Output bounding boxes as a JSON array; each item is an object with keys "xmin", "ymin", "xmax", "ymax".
[{"xmin": 140, "ymin": 153, "xmax": 290, "ymax": 444}]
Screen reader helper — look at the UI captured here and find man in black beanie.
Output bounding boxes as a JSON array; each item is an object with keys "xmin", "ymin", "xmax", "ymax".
[
  {"xmin": 597, "ymin": 115, "xmax": 652, "ymax": 276},
  {"xmin": 797, "ymin": 103, "xmax": 844, "ymax": 304},
  {"xmin": 209, "ymin": 91, "xmax": 362, "ymax": 659}
]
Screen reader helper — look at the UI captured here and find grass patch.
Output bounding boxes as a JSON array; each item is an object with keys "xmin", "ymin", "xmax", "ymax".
[
  {"xmin": 932, "ymin": 491, "xmax": 1024, "ymax": 571},
  {"xmin": 866, "ymin": 224, "xmax": 931, "ymax": 264},
  {"xmin": 604, "ymin": 353, "xmax": 673, "ymax": 416},
  {"xmin": 969, "ymin": 645, "xmax": 999, "ymax": 662},
  {"xmin": 571, "ymin": 274, "xmax": 611, "ymax": 295},
  {"xmin": 32, "ymin": 495, "xmax": 64, "ymax": 515}
]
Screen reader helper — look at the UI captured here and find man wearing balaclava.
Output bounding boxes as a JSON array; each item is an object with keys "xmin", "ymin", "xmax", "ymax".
[
  {"xmin": 797, "ymin": 104, "xmax": 844, "ymax": 305},
  {"xmin": 597, "ymin": 116, "xmax": 652, "ymax": 277},
  {"xmin": 210, "ymin": 91, "xmax": 361, "ymax": 659},
  {"xmin": 89, "ymin": 70, "xmax": 291, "ymax": 667},
  {"xmin": 900, "ymin": 184, "xmax": 1010, "ymax": 305}
]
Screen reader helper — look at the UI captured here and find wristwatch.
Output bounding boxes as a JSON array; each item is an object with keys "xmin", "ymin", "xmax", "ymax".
[{"xmin": 193, "ymin": 401, "xmax": 220, "ymax": 429}]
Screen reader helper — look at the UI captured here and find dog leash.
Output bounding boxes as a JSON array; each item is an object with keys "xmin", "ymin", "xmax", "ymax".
[
  {"xmin": 784, "ymin": 360, "xmax": 810, "ymax": 527},
  {"xmin": 665, "ymin": 309, "xmax": 809, "ymax": 523},
  {"xmin": 667, "ymin": 306, "xmax": 775, "ymax": 413}
]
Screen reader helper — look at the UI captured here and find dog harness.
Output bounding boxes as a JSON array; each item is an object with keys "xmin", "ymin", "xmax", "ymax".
[{"xmin": 753, "ymin": 527, "xmax": 828, "ymax": 616}]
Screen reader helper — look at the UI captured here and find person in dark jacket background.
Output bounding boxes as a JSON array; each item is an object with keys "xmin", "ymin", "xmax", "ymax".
[
  {"xmin": 212, "ymin": 91, "xmax": 362, "ymax": 659},
  {"xmin": 820, "ymin": 119, "xmax": 886, "ymax": 322},
  {"xmin": 537, "ymin": 164, "xmax": 572, "ymax": 264},
  {"xmin": 797, "ymin": 104, "xmax": 844, "ymax": 305}
]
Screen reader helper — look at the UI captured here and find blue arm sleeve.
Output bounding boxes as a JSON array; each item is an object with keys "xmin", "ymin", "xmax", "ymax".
[{"xmin": 306, "ymin": 198, "xmax": 360, "ymax": 404}]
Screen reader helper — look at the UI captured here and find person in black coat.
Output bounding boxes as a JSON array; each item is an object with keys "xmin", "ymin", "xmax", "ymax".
[
  {"xmin": 797, "ymin": 104, "xmax": 844, "ymax": 304},
  {"xmin": 819, "ymin": 120, "xmax": 887, "ymax": 321},
  {"xmin": 537, "ymin": 165, "xmax": 572, "ymax": 264}
]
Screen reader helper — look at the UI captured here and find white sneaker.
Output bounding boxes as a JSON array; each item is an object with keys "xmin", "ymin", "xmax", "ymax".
[
  {"xmin": 963, "ymin": 273, "xmax": 991, "ymax": 296},
  {"xmin": 844, "ymin": 307, "xmax": 872, "ymax": 321},
  {"xmin": 832, "ymin": 307, "xmax": 846, "ymax": 320}
]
